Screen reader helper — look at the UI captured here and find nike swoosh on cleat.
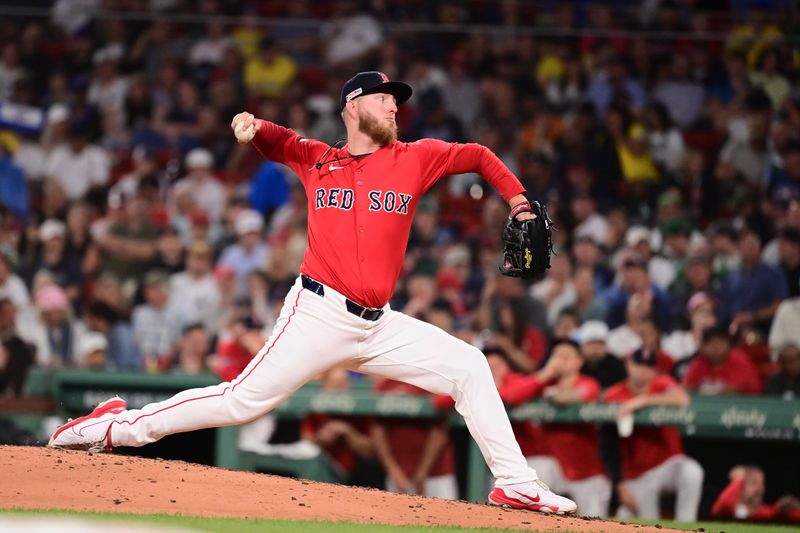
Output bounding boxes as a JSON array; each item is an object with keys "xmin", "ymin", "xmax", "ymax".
[{"xmin": 510, "ymin": 489, "xmax": 540, "ymax": 503}]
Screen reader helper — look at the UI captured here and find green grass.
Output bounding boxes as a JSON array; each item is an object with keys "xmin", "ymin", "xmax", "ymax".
[
  {"xmin": 631, "ymin": 518, "xmax": 799, "ymax": 533},
  {"xmin": 0, "ymin": 509, "xmax": 568, "ymax": 533},
  {"xmin": 2, "ymin": 509, "xmax": 798, "ymax": 533}
]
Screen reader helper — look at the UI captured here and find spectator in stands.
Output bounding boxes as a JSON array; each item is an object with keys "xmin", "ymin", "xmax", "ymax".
[
  {"xmin": 64, "ymin": 202, "xmax": 93, "ymax": 270},
  {"xmin": 93, "ymin": 191, "xmax": 158, "ymax": 289},
  {"xmin": 151, "ymin": 227, "xmax": 185, "ymax": 274},
  {"xmin": 132, "ymin": 270, "xmax": 180, "ymax": 373},
  {"xmin": 30, "ymin": 284, "xmax": 86, "ymax": 368},
  {"xmin": 0, "ymin": 245, "xmax": 32, "ymax": 323},
  {"xmin": 668, "ymin": 252, "xmax": 721, "ymax": 330},
  {"xmin": 321, "ymin": 0, "xmax": 382, "ymax": 67},
  {"xmin": 775, "ymin": 227, "xmax": 800, "ymax": 298},
  {"xmin": 717, "ymin": 89, "xmax": 773, "ymax": 187},
  {"xmin": 218, "ymin": 209, "xmax": 269, "ymax": 299},
  {"xmin": 530, "ymin": 254, "xmax": 576, "ymax": 328},
  {"xmin": 83, "ymin": 300, "xmax": 140, "ymax": 370},
  {"xmin": 87, "ymin": 46, "xmax": 128, "ymax": 116},
  {"xmin": 653, "ymin": 55, "xmax": 705, "ymax": 129},
  {"xmin": 623, "ymin": 226, "xmax": 675, "ymax": 291},
  {"xmin": 708, "ymin": 222, "xmax": 741, "ymax": 279},
  {"xmin": 168, "ymin": 240, "xmax": 221, "ymax": 335},
  {"xmin": 660, "ymin": 218, "xmax": 693, "ymax": 280},
  {"xmin": 553, "ymin": 309, "xmax": 579, "ymax": 340},
  {"xmin": 247, "ymin": 160, "xmax": 290, "ymax": 222},
  {"xmin": 571, "ymin": 192, "xmax": 608, "ymax": 246},
  {"xmin": 607, "ymin": 105, "xmax": 660, "ymax": 192},
  {"xmin": 725, "ymin": 228, "xmax": 788, "ymax": 336},
  {"xmin": 605, "ymin": 347, "xmax": 704, "ymax": 522},
  {"xmin": 765, "ymin": 141, "xmax": 800, "ymax": 213},
  {"xmin": 172, "ymin": 322, "xmax": 211, "ymax": 375},
  {"xmin": 407, "ymin": 89, "xmax": 465, "ymax": 143},
  {"xmin": 244, "ymin": 36, "xmax": 297, "ymax": 100},
  {"xmin": 479, "ymin": 275, "xmax": 548, "ymax": 373},
  {"xmin": 0, "ymin": 297, "xmax": 34, "ymax": 396},
  {"xmin": 213, "ymin": 315, "xmax": 264, "ymax": 383},
  {"xmin": 605, "ymin": 254, "xmax": 672, "ymax": 332},
  {"xmin": 579, "ymin": 320, "xmax": 626, "ymax": 390},
  {"xmin": 643, "ymin": 101, "xmax": 686, "ymax": 176},
  {"xmin": 372, "ymin": 378, "xmax": 457, "ymax": 499},
  {"xmin": 571, "ymin": 235, "xmax": 614, "ymax": 290},
  {"xmin": 175, "ymin": 148, "xmax": 225, "ymax": 223},
  {"xmin": 25, "ymin": 219, "xmax": 82, "ymax": 304},
  {"xmin": 301, "ymin": 368, "xmax": 376, "ymax": 486},
  {"xmin": 44, "ymin": 123, "xmax": 111, "ymax": 202},
  {"xmin": 763, "ymin": 344, "xmax": 800, "ymax": 399},
  {"xmin": 189, "ymin": 20, "xmax": 235, "ymax": 69},
  {"xmin": 683, "ymin": 326, "xmax": 762, "ymax": 395},
  {"xmin": 769, "ymin": 287, "xmax": 800, "ymax": 357},
  {"xmin": 0, "ymin": 43, "xmax": 23, "ymax": 101},
  {"xmin": 664, "ymin": 291, "xmax": 719, "ymax": 367},
  {"xmin": 0, "ymin": 137, "xmax": 28, "ymax": 221},
  {"xmin": 749, "ymin": 47, "xmax": 790, "ymax": 110},
  {"xmin": 712, "ymin": 465, "xmax": 800, "ymax": 523},
  {"xmin": 607, "ymin": 291, "xmax": 653, "ymax": 359},
  {"xmin": 75, "ymin": 331, "xmax": 108, "ymax": 370},
  {"xmin": 570, "ymin": 266, "xmax": 607, "ymax": 323},
  {"xmin": 585, "ymin": 55, "xmax": 646, "ymax": 117},
  {"xmin": 108, "ymin": 145, "xmax": 163, "ymax": 202}
]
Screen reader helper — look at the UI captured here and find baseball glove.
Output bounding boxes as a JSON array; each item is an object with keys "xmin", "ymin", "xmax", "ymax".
[{"xmin": 499, "ymin": 200, "xmax": 555, "ymax": 278}]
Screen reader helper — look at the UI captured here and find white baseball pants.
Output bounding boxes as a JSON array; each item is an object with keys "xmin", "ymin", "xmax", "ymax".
[
  {"xmin": 526, "ymin": 455, "xmax": 611, "ymax": 517},
  {"xmin": 110, "ymin": 276, "xmax": 537, "ymax": 486},
  {"xmin": 616, "ymin": 454, "xmax": 704, "ymax": 522}
]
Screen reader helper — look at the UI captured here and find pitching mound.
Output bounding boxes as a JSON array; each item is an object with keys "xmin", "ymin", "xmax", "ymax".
[{"xmin": 0, "ymin": 446, "xmax": 681, "ymax": 532}]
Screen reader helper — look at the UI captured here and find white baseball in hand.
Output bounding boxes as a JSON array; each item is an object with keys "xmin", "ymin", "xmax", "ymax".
[{"xmin": 234, "ymin": 121, "xmax": 256, "ymax": 143}]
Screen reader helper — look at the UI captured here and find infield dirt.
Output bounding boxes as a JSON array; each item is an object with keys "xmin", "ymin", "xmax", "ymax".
[{"xmin": 0, "ymin": 445, "xmax": 684, "ymax": 532}]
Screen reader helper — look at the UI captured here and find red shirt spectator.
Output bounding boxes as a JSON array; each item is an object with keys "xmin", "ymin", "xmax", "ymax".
[{"xmin": 683, "ymin": 327, "xmax": 762, "ymax": 395}]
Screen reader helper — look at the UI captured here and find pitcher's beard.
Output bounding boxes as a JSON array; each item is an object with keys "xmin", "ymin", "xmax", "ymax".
[{"xmin": 358, "ymin": 111, "xmax": 397, "ymax": 146}]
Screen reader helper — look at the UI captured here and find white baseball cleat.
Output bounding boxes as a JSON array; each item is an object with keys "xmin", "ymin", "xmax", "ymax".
[
  {"xmin": 48, "ymin": 396, "xmax": 127, "ymax": 452},
  {"xmin": 488, "ymin": 479, "xmax": 577, "ymax": 515}
]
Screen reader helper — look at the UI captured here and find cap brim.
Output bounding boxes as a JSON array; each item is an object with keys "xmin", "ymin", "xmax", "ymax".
[{"xmin": 361, "ymin": 81, "xmax": 413, "ymax": 105}]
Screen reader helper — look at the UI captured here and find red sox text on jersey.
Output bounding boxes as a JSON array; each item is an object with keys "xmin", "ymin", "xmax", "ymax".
[
  {"xmin": 315, "ymin": 187, "xmax": 413, "ymax": 215},
  {"xmin": 252, "ymin": 120, "xmax": 525, "ymax": 309}
]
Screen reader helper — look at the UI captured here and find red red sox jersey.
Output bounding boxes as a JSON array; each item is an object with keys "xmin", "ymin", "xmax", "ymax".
[
  {"xmin": 604, "ymin": 375, "xmax": 685, "ymax": 480},
  {"xmin": 252, "ymin": 121, "xmax": 526, "ymax": 308}
]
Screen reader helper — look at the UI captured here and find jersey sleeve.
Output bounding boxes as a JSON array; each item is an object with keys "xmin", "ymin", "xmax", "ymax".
[
  {"xmin": 576, "ymin": 376, "xmax": 601, "ymax": 401},
  {"xmin": 602, "ymin": 383, "xmax": 627, "ymax": 402},
  {"xmin": 412, "ymin": 138, "xmax": 526, "ymax": 200},
  {"xmin": 499, "ymin": 373, "xmax": 547, "ymax": 406},
  {"xmin": 650, "ymin": 374, "xmax": 681, "ymax": 394},
  {"xmin": 251, "ymin": 119, "xmax": 328, "ymax": 186},
  {"xmin": 710, "ymin": 477, "xmax": 744, "ymax": 518},
  {"xmin": 733, "ymin": 353, "xmax": 763, "ymax": 395},
  {"xmin": 680, "ymin": 360, "xmax": 702, "ymax": 391}
]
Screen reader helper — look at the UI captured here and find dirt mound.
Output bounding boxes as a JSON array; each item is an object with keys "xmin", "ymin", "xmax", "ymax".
[{"xmin": 0, "ymin": 446, "xmax": 682, "ymax": 532}]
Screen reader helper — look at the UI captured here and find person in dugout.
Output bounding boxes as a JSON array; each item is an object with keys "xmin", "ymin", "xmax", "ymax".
[
  {"xmin": 372, "ymin": 378, "xmax": 457, "ymax": 499},
  {"xmin": 604, "ymin": 347, "xmax": 704, "ymax": 522}
]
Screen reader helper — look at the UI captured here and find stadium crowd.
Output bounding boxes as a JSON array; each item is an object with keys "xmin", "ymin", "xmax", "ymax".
[{"xmin": 1, "ymin": 0, "xmax": 800, "ymax": 523}]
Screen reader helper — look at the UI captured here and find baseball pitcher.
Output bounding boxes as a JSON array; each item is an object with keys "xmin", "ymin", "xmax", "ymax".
[{"xmin": 49, "ymin": 71, "xmax": 574, "ymax": 514}]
